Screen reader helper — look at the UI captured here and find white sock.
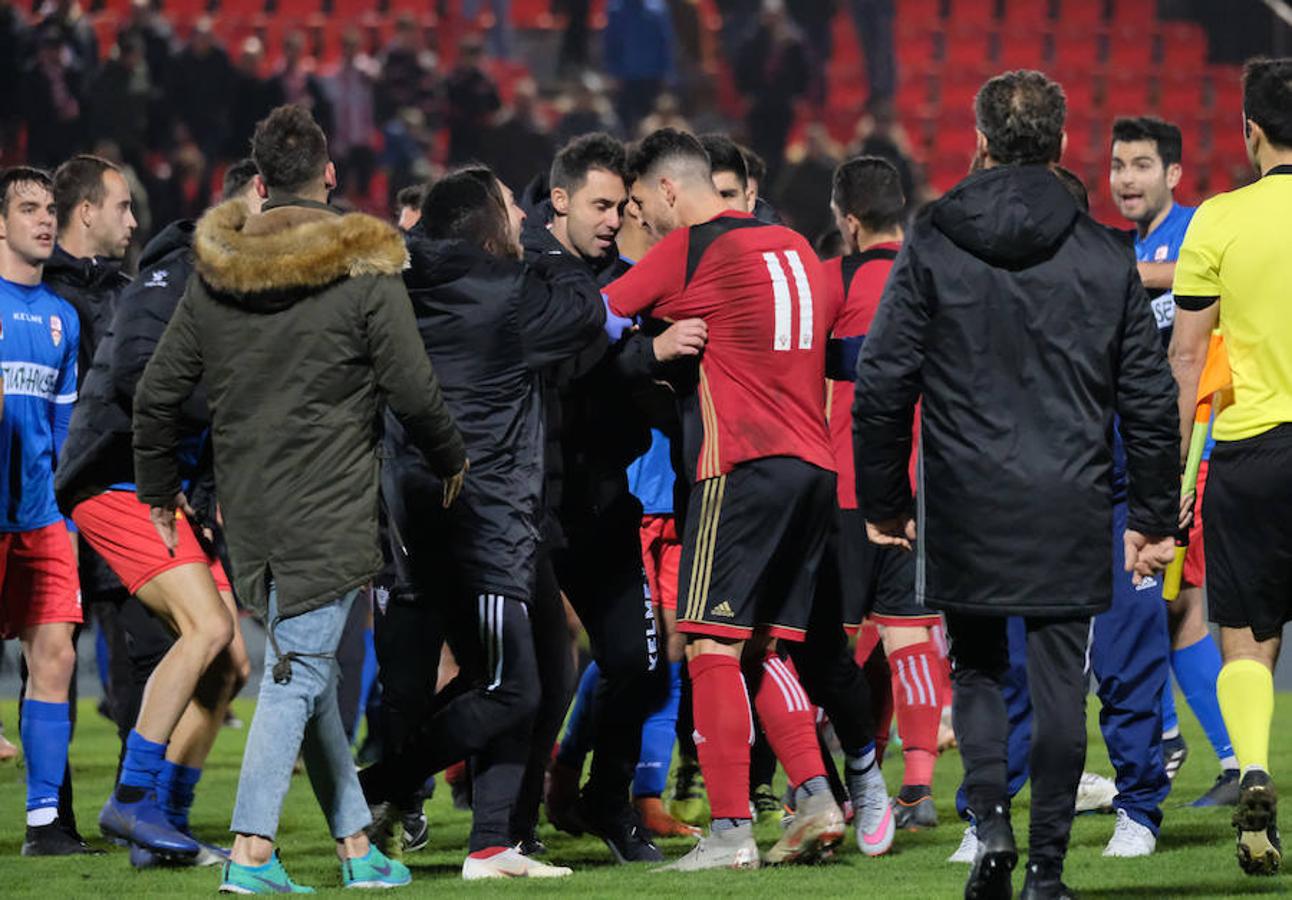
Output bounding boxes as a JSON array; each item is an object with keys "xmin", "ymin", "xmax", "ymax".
[
  {"xmin": 1220, "ymin": 755, "xmax": 1240, "ymax": 772},
  {"xmin": 1163, "ymin": 726, "xmax": 1181, "ymax": 740},
  {"xmin": 27, "ymin": 807, "xmax": 57, "ymax": 827}
]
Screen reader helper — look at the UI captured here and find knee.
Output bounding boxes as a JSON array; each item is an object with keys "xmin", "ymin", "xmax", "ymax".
[
  {"xmin": 33, "ymin": 638, "xmax": 77, "ymax": 689},
  {"xmin": 190, "ymin": 609, "xmax": 235, "ymax": 662}
]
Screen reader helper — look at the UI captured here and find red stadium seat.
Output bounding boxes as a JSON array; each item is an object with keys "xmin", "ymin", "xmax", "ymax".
[
  {"xmin": 1104, "ymin": 70, "xmax": 1153, "ymax": 118},
  {"xmin": 942, "ymin": 26, "xmax": 994, "ymax": 72},
  {"xmin": 1057, "ymin": 0, "xmax": 1106, "ymax": 29},
  {"xmin": 1160, "ymin": 22, "xmax": 1207, "ymax": 71},
  {"xmin": 896, "ymin": 25, "xmax": 939, "ymax": 71},
  {"xmin": 937, "ymin": 72, "xmax": 986, "ymax": 120},
  {"xmin": 1059, "ymin": 74, "xmax": 1097, "ymax": 120},
  {"xmin": 274, "ymin": 0, "xmax": 322, "ymax": 19},
  {"xmin": 1209, "ymin": 65, "xmax": 1243, "ymax": 114},
  {"xmin": 1107, "ymin": 26, "xmax": 1155, "ymax": 76},
  {"xmin": 1050, "ymin": 29, "xmax": 1103, "ymax": 76},
  {"xmin": 1109, "ymin": 0, "xmax": 1157, "ymax": 32},
  {"xmin": 160, "ymin": 0, "xmax": 210, "ymax": 23},
  {"xmin": 898, "ymin": 0, "xmax": 945, "ymax": 24},
  {"xmin": 997, "ymin": 27, "xmax": 1049, "ymax": 70},
  {"xmin": 947, "ymin": 0, "xmax": 998, "ymax": 30},
  {"xmin": 1158, "ymin": 73, "xmax": 1204, "ymax": 118},
  {"xmin": 218, "ymin": 0, "xmax": 268, "ymax": 18},
  {"xmin": 1003, "ymin": 0, "xmax": 1052, "ymax": 28}
]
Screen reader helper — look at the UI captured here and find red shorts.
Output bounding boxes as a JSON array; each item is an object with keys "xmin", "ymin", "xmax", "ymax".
[
  {"xmin": 72, "ymin": 491, "xmax": 231, "ymax": 596},
  {"xmin": 0, "ymin": 521, "xmax": 83, "ymax": 639},
  {"xmin": 1183, "ymin": 460, "xmax": 1208, "ymax": 588},
  {"xmin": 640, "ymin": 514, "xmax": 681, "ymax": 612}
]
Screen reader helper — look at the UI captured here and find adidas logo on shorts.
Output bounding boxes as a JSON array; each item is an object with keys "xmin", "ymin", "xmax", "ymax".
[{"xmin": 711, "ymin": 601, "xmax": 735, "ymax": 618}]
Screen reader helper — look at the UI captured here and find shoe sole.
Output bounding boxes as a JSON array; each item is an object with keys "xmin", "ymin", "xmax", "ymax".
[
  {"xmin": 1234, "ymin": 784, "xmax": 1281, "ymax": 876},
  {"xmin": 765, "ymin": 813, "xmax": 846, "ymax": 864},
  {"xmin": 345, "ymin": 879, "xmax": 412, "ymax": 889},
  {"xmin": 894, "ymin": 799, "xmax": 939, "ymax": 832},
  {"xmin": 218, "ymin": 885, "xmax": 255, "ymax": 895},
  {"xmin": 99, "ymin": 818, "xmax": 198, "ymax": 857},
  {"xmin": 965, "ymin": 848, "xmax": 1017, "ymax": 900}
]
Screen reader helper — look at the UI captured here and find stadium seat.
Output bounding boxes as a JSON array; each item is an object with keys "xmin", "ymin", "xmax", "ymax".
[
  {"xmin": 947, "ymin": 0, "xmax": 999, "ymax": 30},
  {"xmin": 1109, "ymin": 0, "xmax": 1157, "ymax": 32},
  {"xmin": 1060, "ymin": 77, "xmax": 1097, "ymax": 123},
  {"xmin": 896, "ymin": 26, "xmax": 939, "ymax": 71},
  {"xmin": 1057, "ymin": 0, "xmax": 1106, "ymax": 29},
  {"xmin": 997, "ymin": 27, "xmax": 1049, "ymax": 69},
  {"xmin": 1050, "ymin": 29, "xmax": 1104, "ymax": 76},
  {"xmin": 942, "ymin": 26, "xmax": 994, "ymax": 72},
  {"xmin": 272, "ymin": 0, "xmax": 322, "ymax": 19},
  {"xmin": 160, "ymin": 0, "xmax": 211, "ymax": 22},
  {"xmin": 1107, "ymin": 26, "xmax": 1156, "ymax": 76},
  {"xmin": 1160, "ymin": 22, "xmax": 1208, "ymax": 70},
  {"xmin": 1103, "ymin": 71, "xmax": 1153, "ymax": 118},
  {"xmin": 898, "ymin": 0, "xmax": 945, "ymax": 24},
  {"xmin": 938, "ymin": 72, "xmax": 987, "ymax": 119},
  {"xmin": 217, "ymin": 0, "xmax": 268, "ymax": 18},
  {"xmin": 1158, "ymin": 72, "xmax": 1204, "ymax": 117},
  {"xmin": 1209, "ymin": 65, "xmax": 1243, "ymax": 113},
  {"xmin": 1003, "ymin": 0, "xmax": 1052, "ymax": 28}
]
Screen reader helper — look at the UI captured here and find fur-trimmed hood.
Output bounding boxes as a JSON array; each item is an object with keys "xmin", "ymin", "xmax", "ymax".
[{"xmin": 193, "ymin": 197, "xmax": 409, "ymax": 310}]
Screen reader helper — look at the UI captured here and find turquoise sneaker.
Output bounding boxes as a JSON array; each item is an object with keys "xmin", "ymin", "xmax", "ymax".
[
  {"xmin": 342, "ymin": 846, "xmax": 412, "ymax": 889},
  {"xmin": 219, "ymin": 853, "xmax": 315, "ymax": 893}
]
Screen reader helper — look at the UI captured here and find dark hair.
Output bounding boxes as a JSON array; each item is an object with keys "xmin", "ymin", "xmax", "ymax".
[
  {"xmin": 1053, "ymin": 166, "xmax": 1089, "ymax": 213},
  {"xmin": 628, "ymin": 128, "xmax": 710, "ymax": 181},
  {"xmin": 1243, "ymin": 58, "xmax": 1292, "ymax": 149},
  {"xmin": 815, "ymin": 229, "xmax": 846, "ymax": 259},
  {"xmin": 251, "ymin": 104, "xmax": 329, "ymax": 194},
  {"xmin": 397, "ymin": 183, "xmax": 426, "ymax": 210},
  {"xmin": 550, "ymin": 132, "xmax": 626, "ymax": 194},
  {"xmin": 741, "ymin": 144, "xmax": 767, "ymax": 184},
  {"xmin": 221, "ymin": 158, "xmax": 260, "ymax": 200},
  {"xmin": 1111, "ymin": 116, "xmax": 1183, "ymax": 167},
  {"xmin": 52, "ymin": 155, "xmax": 119, "ymax": 230},
  {"xmin": 831, "ymin": 156, "xmax": 905, "ymax": 233},
  {"xmin": 0, "ymin": 166, "xmax": 54, "ymax": 217},
  {"xmin": 974, "ymin": 69, "xmax": 1067, "ymax": 166},
  {"xmin": 700, "ymin": 134, "xmax": 748, "ymax": 188},
  {"xmin": 422, "ymin": 166, "xmax": 511, "ymax": 255}
]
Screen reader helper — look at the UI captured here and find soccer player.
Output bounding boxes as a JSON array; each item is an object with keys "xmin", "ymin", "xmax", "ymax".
[
  {"xmin": 605, "ymin": 128, "xmax": 848, "ymax": 871},
  {"xmin": 826, "ymin": 156, "xmax": 945, "ymax": 830},
  {"xmin": 0, "ymin": 166, "xmax": 85, "ymax": 856},
  {"xmin": 702, "ymin": 134, "xmax": 752, "ymax": 212},
  {"xmin": 1170, "ymin": 57, "xmax": 1292, "ymax": 877},
  {"xmin": 54, "ymin": 163, "xmax": 263, "ymax": 866},
  {"xmin": 1110, "ymin": 116, "xmax": 1239, "ymax": 805},
  {"xmin": 855, "ymin": 72, "xmax": 1179, "ymax": 898}
]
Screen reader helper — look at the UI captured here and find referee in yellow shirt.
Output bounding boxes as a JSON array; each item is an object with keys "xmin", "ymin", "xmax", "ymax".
[{"xmin": 1170, "ymin": 57, "xmax": 1292, "ymax": 878}]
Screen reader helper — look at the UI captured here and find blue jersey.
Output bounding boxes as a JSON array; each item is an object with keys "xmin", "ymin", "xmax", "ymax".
[
  {"xmin": 627, "ymin": 429, "xmax": 675, "ymax": 516},
  {"xmin": 1134, "ymin": 202, "xmax": 1195, "ymax": 335},
  {"xmin": 0, "ymin": 277, "xmax": 79, "ymax": 532}
]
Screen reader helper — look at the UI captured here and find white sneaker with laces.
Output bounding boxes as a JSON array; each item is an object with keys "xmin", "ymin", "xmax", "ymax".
[
  {"xmin": 656, "ymin": 827, "xmax": 760, "ymax": 872},
  {"xmin": 462, "ymin": 848, "xmax": 573, "ymax": 879},
  {"xmin": 948, "ymin": 824, "xmax": 978, "ymax": 864},
  {"xmin": 848, "ymin": 764, "xmax": 895, "ymax": 857},
  {"xmin": 1076, "ymin": 771, "xmax": 1117, "ymax": 814},
  {"xmin": 1102, "ymin": 809, "xmax": 1157, "ymax": 858}
]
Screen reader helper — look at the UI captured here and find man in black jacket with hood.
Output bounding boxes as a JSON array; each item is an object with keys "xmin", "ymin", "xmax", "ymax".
[{"xmin": 854, "ymin": 70, "xmax": 1180, "ymax": 900}]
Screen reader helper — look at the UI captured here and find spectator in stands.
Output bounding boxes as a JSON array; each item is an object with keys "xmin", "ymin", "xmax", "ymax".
[
  {"xmin": 848, "ymin": 105, "xmax": 925, "ymax": 215},
  {"xmin": 555, "ymin": 73, "xmax": 622, "ymax": 144},
  {"xmin": 35, "ymin": 0, "xmax": 97, "ymax": 71},
  {"xmin": 327, "ymin": 29, "xmax": 378, "ymax": 195},
  {"xmin": 735, "ymin": 0, "xmax": 811, "ymax": 183},
  {"xmin": 713, "ymin": 0, "xmax": 758, "ymax": 63},
  {"xmin": 169, "ymin": 18, "xmax": 232, "ymax": 164},
  {"xmin": 463, "ymin": 0, "xmax": 513, "ymax": 60},
  {"xmin": 445, "ymin": 36, "xmax": 501, "ymax": 165},
  {"xmin": 787, "ymin": 0, "xmax": 835, "ymax": 106},
  {"xmin": 274, "ymin": 31, "xmax": 334, "ymax": 137},
  {"xmin": 227, "ymin": 36, "xmax": 284, "ymax": 160},
  {"xmin": 635, "ymin": 91, "xmax": 689, "ymax": 138},
  {"xmin": 603, "ymin": 0, "xmax": 677, "ymax": 136},
  {"xmin": 21, "ymin": 31, "xmax": 85, "ymax": 168},
  {"xmin": 87, "ymin": 36, "xmax": 154, "ymax": 168},
  {"xmin": 0, "ymin": 0, "xmax": 31, "ymax": 162},
  {"xmin": 376, "ymin": 13, "xmax": 441, "ymax": 126},
  {"xmin": 555, "ymin": 0, "xmax": 591, "ymax": 74},
  {"xmin": 847, "ymin": 0, "xmax": 895, "ymax": 111},
  {"xmin": 119, "ymin": 0, "xmax": 174, "ymax": 93},
  {"xmin": 481, "ymin": 77, "xmax": 555, "ymax": 195},
  {"xmin": 771, "ymin": 121, "xmax": 838, "ymax": 242}
]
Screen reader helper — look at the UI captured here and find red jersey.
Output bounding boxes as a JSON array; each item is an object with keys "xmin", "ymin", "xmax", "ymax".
[
  {"xmin": 824, "ymin": 242, "xmax": 918, "ymax": 509},
  {"xmin": 605, "ymin": 211, "xmax": 838, "ymax": 481}
]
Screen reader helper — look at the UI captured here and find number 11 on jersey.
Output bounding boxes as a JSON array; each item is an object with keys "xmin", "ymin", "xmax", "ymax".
[{"xmin": 763, "ymin": 250, "xmax": 814, "ymax": 352}]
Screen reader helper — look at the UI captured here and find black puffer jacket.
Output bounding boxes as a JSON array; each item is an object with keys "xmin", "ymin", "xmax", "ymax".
[
  {"xmin": 57, "ymin": 220, "xmax": 201, "ymax": 514},
  {"xmin": 42, "ymin": 245, "xmax": 131, "ymax": 389},
  {"xmin": 383, "ymin": 232, "xmax": 606, "ymax": 600},
  {"xmin": 854, "ymin": 165, "xmax": 1179, "ymax": 617}
]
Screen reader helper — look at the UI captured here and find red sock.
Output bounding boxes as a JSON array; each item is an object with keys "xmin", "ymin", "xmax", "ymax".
[
  {"xmin": 754, "ymin": 654, "xmax": 826, "ymax": 790},
  {"xmin": 688, "ymin": 653, "xmax": 753, "ymax": 820},
  {"xmin": 888, "ymin": 641, "xmax": 943, "ymax": 787},
  {"xmin": 854, "ymin": 620, "xmax": 882, "ymax": 668},
  {"xmin": 468, "ymin": 846, "xmax": 509, "ymax": 859},
  {"xmin": 445, "ymin": 760, "xmax": 467, "ymax": 785}
]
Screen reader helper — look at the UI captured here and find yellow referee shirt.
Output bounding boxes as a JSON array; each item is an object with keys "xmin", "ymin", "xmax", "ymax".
[{"xmin": 1174, "ymin": 165, "xmax": 1292, "ymax": 441}]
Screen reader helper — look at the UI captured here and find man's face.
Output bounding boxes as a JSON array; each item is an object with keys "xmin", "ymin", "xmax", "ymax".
[
  {"xmin": 556, "ymin": 167, "xmax": 625, "ymax": 260},
  {"xmin": 0, "ymin": 182, "xmax": 58, "ymax": 266},
  {"xmin": 621, "ymin": 192, "xmax": 659, "ymax": 248},
  {"xmin": 712, "ymin": 170, "xmax": 749, "ymax": 212},
  {"xmin": 397, "ymin": 205, "xmax": 421, "ymax": 232},
  {"xmin": 85, "ymin": 169, "xmax": 137, "ymax": 258},
  {"xmin": 1110, "ymin": 139, "xmax": 1178, "ymax": 227},
  {"xmin": 630, "ymin": 177, "xmax": 680, "ymax": 239},
  {"xmin": 500, "ymin": 180, "xmax": 526, "ymax": 259},
  {"xmin": 830, "ymin": 201, "xmax": 856, "ymax": 253}
]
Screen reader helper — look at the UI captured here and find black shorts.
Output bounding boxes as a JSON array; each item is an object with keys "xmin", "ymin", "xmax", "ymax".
[
  {"xmin": 837, "ymin": 508, "xmax": 939, "ymax": 631},
  {"xmin": 1204, "ymin": 423, "xmax": 1292, "ymax": 641},
  {"xmin": 678, "ymin": 457, "xmax": 834, "ymax": 643}
]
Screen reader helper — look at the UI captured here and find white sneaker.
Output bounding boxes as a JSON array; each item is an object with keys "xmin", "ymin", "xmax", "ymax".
[
  {"xmin": 656, "ymin": 827, "xmax": 760, "ymax": 872},
  {"xmin": 1102, "ymin": 809, "xmax": 1157, "ymax": 858},
  {"xmin": 848, "ymin": 764, "xmax": 895, "ymax": 857},
  {"xmin": 948, "ymin": 824, "xmax": 978, "ymax": 864},
  {"xmin": 462, "ymin": 848, "xmax": 573, "ymax": 879},
  {"xmin": 1076, "ymin": 771, "xmax": 1117, "ymax": 814},
  {"xmin": 765, "ymin": 792, "xmax": 845, "ymax": 864}
]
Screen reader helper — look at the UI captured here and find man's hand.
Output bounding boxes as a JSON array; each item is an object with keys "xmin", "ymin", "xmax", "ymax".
[
  {"xmin": 866, "ymin": 516, "xmax": 917, "ymax": 552},
  {"xmin": 653, "ymin": 318, "xmax": 708, "ymax": 362},
  {"xmin": 443, "ymin": 458, "xmax": 469, "ymax": 508},
  {"xmin": 1178, "ymin": 490, "xmax": 1196, "ymax": 531},
  {"xmin": 150, "ymin": 491, "xmax": 196, "ymax": 555},
  {"xmin": 1124, "ymin": 530, "xmax": 1175, "ymax": 585}
]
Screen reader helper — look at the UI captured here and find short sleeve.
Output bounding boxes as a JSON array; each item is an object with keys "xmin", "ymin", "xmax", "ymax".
[
  {"xmin": 1172, "ymin": 199, "xmax": 1224, "ymax": 302},
  {"xmin": 603, "ymin": 229, "xmax": 688, "ymax": 318},
  {"xmin": 55, "ymin": 304, "xmax": 80, "ymax": 405}
]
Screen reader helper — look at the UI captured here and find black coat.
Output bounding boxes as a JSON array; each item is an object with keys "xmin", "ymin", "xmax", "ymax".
[
  {"xmin": 42, "ymin": 245, "xmax": 131, "ymax": 389},
  {"xmin": 854, "ymin": 165, "xmax": 1180, "ymax": 618},
  {"xmin": 56, "ymin": 220, "xmax": 199, "ymax": 515},
  {"xmin": 383, "ymin": 233, "xmax": 606, "ymax": 600}
]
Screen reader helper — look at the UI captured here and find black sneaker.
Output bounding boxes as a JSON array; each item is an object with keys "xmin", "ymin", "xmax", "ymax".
[
  {"xmin": 1162, "ymin": 734, "xmax": 1189, "ymax": 782},
  {"xmin": 22, "ymin": 818, "xmax": 103, "ymax": 856},
  {"xmin": 581, "ymin": 802, "xmax": 663, "ymax": 864},
  {"xmin": 1190, "ymin": 769, "xmax": 1241, "ymax": 808},
  {"xmin": 401, "ymin": 807, "xmax": 429, "ymax": 853},
  {"xmin": 450, "ymin": 776, "xmax": 472, "ymax": 812},
  {"xmin": 1234, "ymin": 769, "xmax": 1281, "ymax": 876},
  {"xmin": 894, "ymin": 784, "xmax": 939, "ymax": 831},
  {"xmin": 1019, "ymin": 860, "xmax": 1076, "ymax": 899},
  {"xmin": 515, "ymin": 834, "xmax": 548, "ymax": 857},
  {"xmin": 965, "ymin": 804, "xmax": 1016, "ymax": 900}
]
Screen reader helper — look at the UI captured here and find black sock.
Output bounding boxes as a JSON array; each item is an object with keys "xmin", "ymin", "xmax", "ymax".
[{"xmin": 115, "ymin": 784, "xmax": 148, "ymax": 804}]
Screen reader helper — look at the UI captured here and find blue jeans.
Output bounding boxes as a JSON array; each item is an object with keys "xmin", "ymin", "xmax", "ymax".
[{"xmin": 230, "ymin": 586, "xmax": 370, "ymax": 841}]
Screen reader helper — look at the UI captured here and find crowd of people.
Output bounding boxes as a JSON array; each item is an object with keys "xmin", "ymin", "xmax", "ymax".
[{"xmin": 1, "ymin": 38, "xmax": 1290, "ymax": 900}]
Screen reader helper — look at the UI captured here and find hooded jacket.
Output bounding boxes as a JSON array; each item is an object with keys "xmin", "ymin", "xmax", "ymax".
[
  {"xmin": 133, "ymin": 197, "xmax": 466, "ymax": 620},
  {"xmin": 57, "ymin": 220, "xmax": 200, "ymax": 514},
  {"xmin": 42, "ymin": 244, "xmax": 132, "ymax": 388},
  {"xmin": 383, "ymin": 232, "xmax": 606, "ymax": 601},
  {"xmin": 854, "ymin": 165, "xmax": 1180, "ymax": 617}
]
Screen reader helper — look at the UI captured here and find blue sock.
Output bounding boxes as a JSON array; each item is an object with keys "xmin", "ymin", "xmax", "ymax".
[
  {"xmin": 95, "ymin": 626, "xmax": 111, "ymax": 694},
  {"xmin": 20, "ymin": 700, "xmax": 71, "ymax": 816},
  {"xmin": 556, "ymin": 661, "xmax": 600, "ymax": 770},
  {"xmin": 1161, "ymin": 674, "xmax": 1180, "ymax": 738},
  {"xmin": 355, "ymin": 626, "xmax": 379, "ymax": 740},
  {"xmin": 157, "ymin": 762, "xmax": 202, "ymax": 830},
  {"xmin": 634, "ymin": 660, "xmax": 682, "ymax": 797},
  {"xmin": 120, "ymin": 729, "xmax": 167, "ymax": 792},
  {"xmin": 1172, "ymin": 635, "xmax": 1237, "ymax": 768}
]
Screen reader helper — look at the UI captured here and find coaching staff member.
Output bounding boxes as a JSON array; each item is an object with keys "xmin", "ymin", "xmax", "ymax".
[{"xmin": 854, "ymin": 70, "xmax": 1180, "ymax": 900}]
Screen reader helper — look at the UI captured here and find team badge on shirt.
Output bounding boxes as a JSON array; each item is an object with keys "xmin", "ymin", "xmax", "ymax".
[
  {"xmin": 1154, "ymin": 245, "xmax": 1169, "ymax": 262},
  {"xmin": 50, "ymin": 314, "xmax": 63, "ymax": 347}
]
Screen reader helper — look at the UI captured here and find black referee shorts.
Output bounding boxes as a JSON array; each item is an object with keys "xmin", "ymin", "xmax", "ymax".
[
  {"xmin": 837, "ymin": 508, "xmax": 938, "ymax": 630},
  {"xmin": 1203, "ymin": 422, "xmax": 1292, "ymax": 641},
  {"xmin": 678, "ymin": 457, "xmax": 834, "ymax": 643}
]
